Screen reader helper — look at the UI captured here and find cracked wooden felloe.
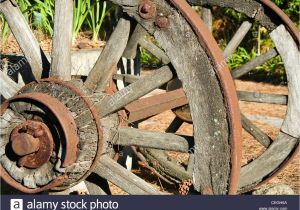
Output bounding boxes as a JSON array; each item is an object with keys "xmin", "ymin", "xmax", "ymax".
[{"xmin": 122, "ymin": 0, "xmax": 300, "ymax": 194}]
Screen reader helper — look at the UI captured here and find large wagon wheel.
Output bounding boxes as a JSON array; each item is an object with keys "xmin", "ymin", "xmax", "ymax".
[
  {"xmin": 124, "ymin": 0, "xmax": 299, "ymax": 194},
  {"xmin": 0, "ymin": 0, "xmax": 241, "ymax": 195}
]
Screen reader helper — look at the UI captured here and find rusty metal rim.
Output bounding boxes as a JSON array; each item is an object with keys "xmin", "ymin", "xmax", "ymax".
[
  {"xmin": 0, "ymin": 92, "xmax": 78, "ymax": 193},
  {"xmin": 170, "ymin": 0, "xmax": 243, "ymax": 195},
  {"xmin": 242, "ymin": 0, "xmax": 300, "ymax": 193},
  {"xmin": 34, "ymin": 78, "xmax": 104, "ymax": 191},
  {"xmin": 259, "ymin": 0, "xmax": 300, "ymax": 44},
  {"xmin": 194, "ymin": 0, "xmax": 300, "ymax": 192}
]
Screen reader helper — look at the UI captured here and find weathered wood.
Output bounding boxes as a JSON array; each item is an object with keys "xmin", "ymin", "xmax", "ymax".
[
  {"xmin": 231, "ymin": 48, "xmax": 278, "ymax": 79},
  {"xmin": 0, "ymin": 70, "xmax": 22, "ymax": 98},
  {"xmin": 85, "ymin": 18, "xmax": 131, "ymax": 90},
  {"xmin": 271, "ymin": 25, "xmax": 300, "ymax": 138},
  {"xmin": 50, "ymin": 0, "xmax": 73, "ymax": 80},
  {"xmin": 238, "ymin": 91, "xmax": 287, "ymax": 105},
  {"xmin": 187, "ymin": 154, "xmax": 195, "ymax": 176},
  {"xmin": 188, "ymin": 0, "xmax": 277, "ymax": 30},
  {"xmin": 95, "ymin": 155, "xmax": 163, "ymax": 195},
  {"xmin": 1, "ymin": 49, "xmax": 102, "ymax": 78},
  {"xmin": 141, "ymin": 149, "xmax": 191, "ymax": 182},
  {"xmin": 0, "ymin": 0, "xmax": 49, "ymax": 79},
  {"xmin": 224, "ymin": 21, "xmax": 252, "ymax": 59},
  {"xmin": 131, "ymin": 147, "xmax": 174, "ymax": 184},
  {"xmin": 165, "ymin": 117, "xmax": 184, "ymax": 133},
  {"xmin": 241, "ymin": 114, "xmax": 272, "ymax": 148},
  {"xmin": 112, "ymin": 74, "xmax": 140, "ymax": 84},
  {"xmin": 84, "ymin": 180, "xmax": 107, "ymax": 195},
  {"xmin": 85, "ymin": 173, "xmax": 112, "ymax": 195},
  {"xmin": 202, "ymin": 7, "xmax": 213, "ymax": 32},
  {"xmin": 239, "ymin": 132, "xmax": 299, "ymax": 190},
  {"xmin": 117, "ymin": 127, "xmax": 193, "ymax": 152},
  {"xmin": 125, "ymin": 89, "xmax": 188, "ymax": 122},
  {"xmin": 96, "ymin": 66, "xmax": 173, "ymax": 117},
  {"xmin": 117, "ymin": 0, "xmax": 232, "ymax": 194},
  {"xmin": 245, "ymin": 114, "xmax": 283, "ymax": 129},
  {"xmin": 139, "ymin": 37, "xmax": 170, "ymax": 64},
  {"xmin": 123, "ymin": 24, "xmax": 147, "ymax": 59},
  {"xmin": 70, "ymin": 49, "xmax": 101, "ymax": 76}
]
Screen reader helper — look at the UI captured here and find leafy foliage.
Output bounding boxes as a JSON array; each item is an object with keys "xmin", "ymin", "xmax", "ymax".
[
  {"xmin": 31, "ymin": 0, "xmax": 54, "ymax": 35},
  {"xmin": 0, "ymin": 0, "xmax": 111, "ymax": 41},
  {"xmin": 140, "ymin": 48, "xmax": 162, "ymax": 68},
  {"xmin": 272, "ymin": 0, "xmax": 300, "ymax": 27}
]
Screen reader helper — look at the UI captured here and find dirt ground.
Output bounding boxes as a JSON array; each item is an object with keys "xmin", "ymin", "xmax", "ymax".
[{"xmin": 1, "ymin": 34, "xmax": 299, "ymax": 195}]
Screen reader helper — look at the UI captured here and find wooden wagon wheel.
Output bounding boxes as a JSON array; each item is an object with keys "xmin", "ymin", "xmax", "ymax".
[
  {"xmin": 123, "ymin": 0, "xmax": 299, "ymax": 194},
  {"xmin": 0, "ymin": 0, "xmax": 241, "ymax": 195}
]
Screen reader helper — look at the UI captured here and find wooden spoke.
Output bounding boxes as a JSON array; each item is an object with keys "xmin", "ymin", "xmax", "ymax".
[
  {"xmin": 0, "ymin": 0, "xmax": 49, "ymax": 80},
  {"xmin": 125, "ymin": 89, "xmax": 188, "ymax": 122},
  {"xmin": 139, "ymin": 37, "xmax": 170, "ymax": 64},
  {"xmin": 84, "ymin": 180, "xmax": 107, "ymax": 195},
  {"xmin": 112, "ymin": 74, "xmax": 140, "ymax": 84},
  {"xmin": 95, "ymin": 155, "xmax": 163, "ymax": 195},
  {"xmin": 239, "ymin": 132, "xmax": 298, "ymax": 190},
  {"xmin": 202, "ymin": 7, "xmax": 213, "ymax": 32},
  {"xmin": 48, "ymin": 190, "xmax": 72, "ymax": 195},
  {"xmin": 50, "ymin": 0, "xmax": 73, "ymax": 81},
  {"xmin": 0, "ymin": 71, "xmax": 22, "ymax": 99},
  {"xmin": 231, "ymin": 48, "xmax": 278, "ymax": 79},
  {"xmin": 270, "ymin": 25, "xmax": 300, "ymax": 138},
  {"xmin": 123, "ymin": 24, "xmax": 147, "ymax": 59},
  {"xmin": 96, "ymin": 66, "xmax": 173, "ymax": 117},
  {"xmin": 116, "ymin": 127, "xmax": 193, "ymax": 152},
  {"xmin": 241, "ymin": 114, "xmax": 272, "ymax": 148},
  {"xmin": 84, "ymin": 173, "xmax": 111, "ymax": 195},
  {"xmin": 165, "ymin": 117, "xmax": 184, "ymax": 133},
  {"xmin": 123, "ymin": 23, "xmax": 170, "ymax": 63},
  {"xmin": 223, "ymin": 21, "xmax": 252, "ymax": 59},
  {"xmin": 238, "ymin": 91, "xmax": 287, "ymax": 105},
  {"xmin": 142, "ymin": 149, "xmax": 191, "ymax": 181},
  {"xmin": 187, "ymin": 154, "xmax": 195, "ymax": 176},
  {"xmin": 85, "ymin": 18, "xmax": 131, "ymax": 90}
]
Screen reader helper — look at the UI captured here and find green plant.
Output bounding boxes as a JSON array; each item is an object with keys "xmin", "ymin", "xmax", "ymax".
[
  {"xmin": 272, "ymin": 0, "xmax": 300, "ymax": 27},
  {"xmin": 31, "ymin": 0, "xmax": 54, "ymax": 36},
  {"xmin": 16, "ymin": 0, "xmax": 33, "ymax": 21},
  {"xmin": 228, "ymin": 46, "xmax": 286, "ymax": 83},
  {"xmin": 73, "ymin": 0, "xmax": 90, "ymax": 40},
  {"xmin": 0, "ymin": 15, "xmax": 10, "ymax": 44},
  {"xmin": 0, "ymin": 0, "xmax": 32, "ymax": 44},
  {"xmin": 228, "ymin": 47, "xmax": 258, "ymax": 69},
  {"xmin": 140, "ymin": 48, "xmax": 162, "ymax": 68},
  {"xmin": 87, "ymin": 0, "xmax": 108, "ymax": 41}
]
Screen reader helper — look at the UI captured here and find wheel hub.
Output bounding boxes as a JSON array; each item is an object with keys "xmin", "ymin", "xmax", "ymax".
[
  {"xmin": 10, "ymin": 120, "xmax": 54, "ymax": 169},
  {"xmin": 0, "ymin": 79, "xmax": 104, "ymax": 193}
]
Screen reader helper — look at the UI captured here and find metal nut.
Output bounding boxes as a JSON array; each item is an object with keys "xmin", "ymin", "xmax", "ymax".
[
  {"xmin": 11, "ymin": 133, "xmax": 40, "ymax": 156},
  {"xmin": 155, "ymin": 16, "xmax": 170, "ymax": 28},
  {"xmin": 138, "ymin": 0, "xmax": 157, "ymax": 19}
]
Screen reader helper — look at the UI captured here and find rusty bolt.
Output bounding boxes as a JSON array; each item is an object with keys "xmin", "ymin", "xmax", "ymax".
[
  {"xmin": 155, "ymin": 16, "xmax": 170, "ymax": 28},
  {"xmin": 138, "ymin": 0, "xmax": 156, "ymax": 19},
  {"xmin": 151, "ymin": 160, "xmax": 159, "ymax": 167},
  {"xmin": 11, "ymin": 133, "xmax": 40, "ymax": 156}
]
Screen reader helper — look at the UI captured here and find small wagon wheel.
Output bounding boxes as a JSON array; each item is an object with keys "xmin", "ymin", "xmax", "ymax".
[
  {"xmin": 0, "ymin": 0, "xmax": 241, "ymax": 195},
  {"xmin": 126, "ymin": 0, "xmax": 299, "ymax": 193}
]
